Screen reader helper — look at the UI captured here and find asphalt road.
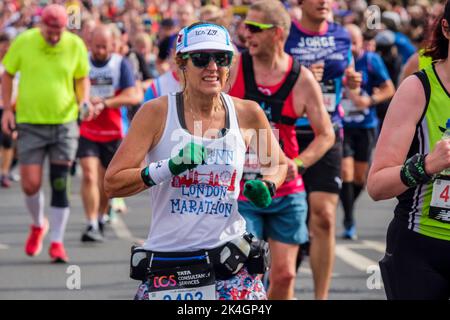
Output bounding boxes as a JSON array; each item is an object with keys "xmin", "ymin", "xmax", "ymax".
[{"xmin": 0, "ymin": 166, "xmax": 395, "ymax": 300}]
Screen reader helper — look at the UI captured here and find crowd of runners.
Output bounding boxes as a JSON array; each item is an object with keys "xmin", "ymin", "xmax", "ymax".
[{"xmin": 1, "ymin": 0, "xmax": 450, "ymax": 300}]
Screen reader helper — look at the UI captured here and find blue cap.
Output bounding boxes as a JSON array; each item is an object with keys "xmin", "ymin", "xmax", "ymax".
[{"xmin": 446, "ymin": 119, "xmax": 450, "ymax": 129}]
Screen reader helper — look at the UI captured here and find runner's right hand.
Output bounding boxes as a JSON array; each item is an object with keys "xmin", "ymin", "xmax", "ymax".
[
  {"xmin": 424, "ymin": 139, "xmax": 450, "ymax": 175},
  {"xmin": 243, "ymin": 180, "xmax": 272, "ymax": 208},
  {"xmin": 1, "ymin": 109, "xmax": 15, "ymax": 135},
  {"xmin": 168, "ymin": 142, "xmax": 206, "ymax": 175},
  {"xmin": 309, "ymin": 62, "xmax": 325, "ymax": 82}
]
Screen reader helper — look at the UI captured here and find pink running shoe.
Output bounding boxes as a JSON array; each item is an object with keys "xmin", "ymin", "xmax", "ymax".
[
  {"xmin": 49, "ymin": 242, "xmax": 69, "ymax": 263},
  {"xmin": 24, "ymin": 220, "xmax": 49, "ymax": 257}
]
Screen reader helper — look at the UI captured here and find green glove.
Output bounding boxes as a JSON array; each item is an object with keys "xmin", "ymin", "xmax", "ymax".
[
  {"xmin": 168, "ymin": 142, "xmax": 206, "ymax": 175},
  {"xmin": 243, "ymin": 180, "xmax": 272, "ymax": 208}
]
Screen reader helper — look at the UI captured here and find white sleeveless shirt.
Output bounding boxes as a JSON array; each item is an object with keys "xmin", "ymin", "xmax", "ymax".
[
  {"xmin": 143, "ymin": 93, "xmax": 247, "ymax": 252},
  {"xmin": 89, "ymin": 53, "xmax": 123, "ymax": 99}
]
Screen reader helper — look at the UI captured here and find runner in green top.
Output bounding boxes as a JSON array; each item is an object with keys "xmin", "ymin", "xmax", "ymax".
[
  {"xmin": 2, "ymin": 26, "xmax": 89, "ymax": 124},
  {"xmin": 1, "ymin": 4, "xmax": 92, "ymax": 264},
  {"xmin": 368, "ymin": 0, "xmax": 450, "ymax": 299}
]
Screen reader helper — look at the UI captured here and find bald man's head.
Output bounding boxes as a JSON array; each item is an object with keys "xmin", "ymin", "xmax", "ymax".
[
  {"xmin": 345, "ymin": 24, "xmax": 363, "ymax": 58},
  {"xmin": 91, "ymin": 25, "xmax": 114, "ymax": 61}
]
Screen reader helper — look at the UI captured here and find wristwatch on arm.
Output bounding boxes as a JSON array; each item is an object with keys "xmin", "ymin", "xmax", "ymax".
[
  {"xmin": 260, "ymin": 179, "xmax": 276, "ymax": 197},
  {"xmin": 294, "ymin": 157, "xmax": 307, "ymax": 175}
]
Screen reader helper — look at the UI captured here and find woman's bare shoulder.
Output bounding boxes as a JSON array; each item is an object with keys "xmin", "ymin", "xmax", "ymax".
[{"xmin": 231, "ymin": 96, "xmax": 265, "ymax": 128}]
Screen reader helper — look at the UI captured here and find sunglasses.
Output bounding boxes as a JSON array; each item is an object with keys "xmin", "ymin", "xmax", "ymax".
[
  {"xmin": 182, "ymin": 51, "xmax": 233, "ymax": 68},
  {"xmin": 244, "ymin": 20, "xmax": 275, "ymax": 33}
]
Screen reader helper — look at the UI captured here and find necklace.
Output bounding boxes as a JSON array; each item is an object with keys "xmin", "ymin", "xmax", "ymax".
[{"xmin": 187, "ymin": 97, "xmax": 222, "ymax": 136}]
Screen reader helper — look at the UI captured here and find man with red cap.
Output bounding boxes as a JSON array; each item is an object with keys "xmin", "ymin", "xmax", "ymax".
[{"xmin": 1, "ymin": 4, "xmax": 91, "ymax": 263}]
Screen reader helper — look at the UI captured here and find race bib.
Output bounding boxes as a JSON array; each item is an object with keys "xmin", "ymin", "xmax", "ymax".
[
  {"xmin": 320, "ymin": 80, "xmax": 336, "ymax": 113},
  {"xmin": 341, "ymin": 98, "xmax": 359, "ymax": 116},
  {"xmin": 242, "ymin": 151, "xmax": 262, "ymax": 181},
  {"xmin": 429, "ymin": 178, "xmax": 450, "ymax": 223},
  {"xmin": 90, "ymin": 76, "xmax": 115, "ymax": 98},
  {"xmin": 147, "ymin": 264, "xmax": 216, "ymax": 300}
]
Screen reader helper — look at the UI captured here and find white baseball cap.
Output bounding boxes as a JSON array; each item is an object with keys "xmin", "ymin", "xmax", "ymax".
[{"xmin": 175, "ymin": 23, "xmax": 234, "ymax": 54}]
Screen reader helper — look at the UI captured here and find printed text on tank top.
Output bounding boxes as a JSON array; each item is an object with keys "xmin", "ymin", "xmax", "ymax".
[{"xmin": 143, "ymin": 93, "xmax": 247, "ymax": 252}]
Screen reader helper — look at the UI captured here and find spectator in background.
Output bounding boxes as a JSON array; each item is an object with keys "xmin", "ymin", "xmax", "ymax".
[
  {"xmin": 199, "ymin": 4, "xmax": 224, "ymax": 24},
  {"xmin": 157, "ymin": 18, "xmax": 177, "ymax": 74},
  {"xmin": 381, "ymin": 11, "xmax": 416, "ymax": 64},
  {"xmin": 133, "ymin": 32, "xmax": 159, "ymax": 80},
  {"xmin": 374, "ymin": 29, "xmax": 402, "ymax": 131},
  {"xmin": 80, "ymin": 18, "xmax": 97, "ymax": 50},
  {"xmin": 232, "ymin": 16, "xmax": 247, "ymax": 52},
  {"xmin": 175, "ymin": 1, "xmax": 196, "ymax": 28}
]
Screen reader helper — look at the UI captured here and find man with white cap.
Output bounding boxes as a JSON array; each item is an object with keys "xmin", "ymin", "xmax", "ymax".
[
  {"xmin": 105, "ymin": 21, "xmax": 288, "ymax": 300},
  {"xmin": 1, "ymin": 4, "xmax": 91, "ymax": 263}
]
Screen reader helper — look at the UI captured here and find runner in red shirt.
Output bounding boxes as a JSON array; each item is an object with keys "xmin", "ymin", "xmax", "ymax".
[
  {"xmin": 78, "ymin": 25, "xmax": 141, "ymax": 242},
  {"xmin": 228, "ymin": 0, "xmax": 335, "ymax": 300}
]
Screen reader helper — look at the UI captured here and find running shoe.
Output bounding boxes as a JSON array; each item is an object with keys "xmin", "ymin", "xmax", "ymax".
[
  {"xmin": 111, "ymin": 197, "xmax": 127, "ymax": 214},
  {"xmin": 1, "ymin": 175, "xmax": 11, "ymax": 188},
  {"xmin": 342, "ymin": 225, "xmax": 358, "ymax": 240},
  {"xmin": 49, "ymin": 242, "xmax": 69, "ymax": 263},
  {"xmin": 81, "ymin": 225, "xmax": 104, "ymax": 242},
  {"xmin": 25, "ymin": 219, "xmax": 49, "ymax": 257}
]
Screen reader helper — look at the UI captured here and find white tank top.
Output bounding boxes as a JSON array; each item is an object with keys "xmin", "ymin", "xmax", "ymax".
[
  {"xmin": 154, "ymin": 71, "xmax": 181, "ymax": 97},
  {"xmin": 89, "ymin": 53, "xmax": 122, "ymax": 99},
  {"xmin": 143, "ymin": 92, "xmax": 247, "ymax": 252}
]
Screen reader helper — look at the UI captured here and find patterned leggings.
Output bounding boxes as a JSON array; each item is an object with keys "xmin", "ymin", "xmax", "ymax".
[{"xmin": 134, "ymin": 268, "xmax": 267, "ymax": 300}]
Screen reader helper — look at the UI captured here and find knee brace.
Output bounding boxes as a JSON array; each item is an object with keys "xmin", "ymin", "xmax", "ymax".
[{"xmin": 50, "ymin": 164, "xmax": 70, "ymax": 208}]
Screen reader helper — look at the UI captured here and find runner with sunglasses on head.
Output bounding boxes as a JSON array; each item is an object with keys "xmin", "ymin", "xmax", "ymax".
[
  {"xmin": 368, "ymin": 0, "xmax": 450, "ymax": 299},
  {"xmin": 284, "ymin": 0, "xmax": 362, "ymax": 300},
  {"xmin": 228, "ymin": 0, "xmax": 335, "ymax": 300},
  {"xmin": 104, "ymin": 22, "xmax": 288, "ymax": 300}
]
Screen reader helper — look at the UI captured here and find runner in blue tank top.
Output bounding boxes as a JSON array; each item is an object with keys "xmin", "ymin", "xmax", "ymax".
[
  {"xmin": 284, "ymin": 0, "xmax": 362, "ymax": 300},
  {"xmin": 285, "ymin": 14, "xmax": 353, "ymax": 126},
  {"xmin": 340, "ymin": 24, "xmax": 395, "ymax": 241}
]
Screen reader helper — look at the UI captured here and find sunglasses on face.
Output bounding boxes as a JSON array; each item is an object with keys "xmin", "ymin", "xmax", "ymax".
[
  {"xmin": 182, "ymin": 51, "xmax": 233, "ymax": 68},
  {"xmin": 244, "ymin": 20, "xmax": 275, "ymax": 33}
]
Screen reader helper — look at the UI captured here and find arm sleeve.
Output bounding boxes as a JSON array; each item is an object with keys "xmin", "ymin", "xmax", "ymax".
[{"xmin": 119, "ymin": 57, "xmax": 136, "ymax": 90}]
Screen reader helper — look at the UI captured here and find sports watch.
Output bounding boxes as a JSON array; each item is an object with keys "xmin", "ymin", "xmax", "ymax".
[
  {"xmin": 294, "ymin": 157, "xmax": 307, "ymax": 175},
  {"xmin": 260, "ymin": 179, "xmax": 276, "ymax": 197}
]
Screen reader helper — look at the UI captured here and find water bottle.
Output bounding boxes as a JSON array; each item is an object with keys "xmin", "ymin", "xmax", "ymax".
[
  {"xmin": 440, "ymin": 118, "xmax": 450, "ymax": 176},
  {"xmin": 80, "ymin": 102, "xmax": 90, "ymax": 120}
]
